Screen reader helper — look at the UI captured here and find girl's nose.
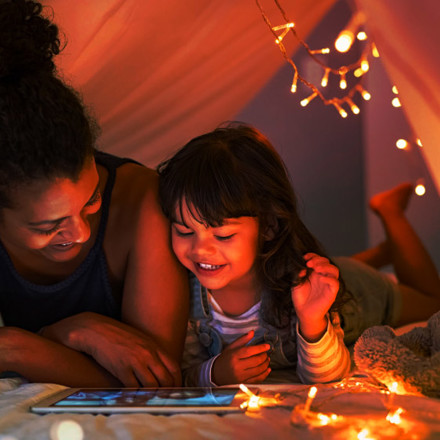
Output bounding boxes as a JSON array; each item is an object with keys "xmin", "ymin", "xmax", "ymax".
[
  {"xmin": 192, "ymin": 236, "xmax": 216, "ymax": 257},
  {"xmin": 59, "ymin": 215, "xmax": 91, "ymax": 244}
]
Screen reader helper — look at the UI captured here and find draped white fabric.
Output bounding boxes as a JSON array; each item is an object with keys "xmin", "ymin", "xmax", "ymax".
[
  {"xmin": 357, "ymin": 0, "xmax": 440, "ymax": 194},
  {"xmin": 46, "ymin": 0, "xmax": 335, "ymax": 166},
  {"xmin": 45, "ymin": 0, "xmax": 439, "ymax": 192}
]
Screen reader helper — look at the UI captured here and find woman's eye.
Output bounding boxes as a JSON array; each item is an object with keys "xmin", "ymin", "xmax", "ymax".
[
  {"xmin": 34, "ymin": 224, "xmax": 62, "ymax": 236},
  {"xmin": 215, "ymin": 234, "xmax": 235, "ymax": 241},
  {"xmin": 85, "ymin": 190, "xmax": 102, "ymax": 207}
]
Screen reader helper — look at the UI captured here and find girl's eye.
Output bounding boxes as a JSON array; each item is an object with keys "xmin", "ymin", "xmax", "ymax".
[
  {"xmin": 34, "ymin": 223, "xmax": 62, "ymax": 236},
  {"xmin": 215, "ymin": 234, "xmax": 235, "ymax": 241},
  {"xmin": 174, "ymin": 228, "xmax": 194, "ymax": 237}
]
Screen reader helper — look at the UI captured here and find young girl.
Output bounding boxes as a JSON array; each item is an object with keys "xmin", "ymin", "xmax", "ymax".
[{"xmin": 158, "ymin": 123, "xmax": 440, "ymax": 387}]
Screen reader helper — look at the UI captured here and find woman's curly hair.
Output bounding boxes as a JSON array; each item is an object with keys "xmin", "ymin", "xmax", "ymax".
[
  {"xmin": 0, "ymin": 0, "xmax": 99, "ymax": 208},
  {"xmin": 158, "ymin": 123, "xmax": 349, "ymax": 328}
]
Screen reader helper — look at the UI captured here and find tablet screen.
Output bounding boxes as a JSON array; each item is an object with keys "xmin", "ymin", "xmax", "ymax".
[
  {"xmin": 53, "ymin": 388, "xmax": 237, "ymax": 407},
  {"xmin": 31, "ymin": 387, "xmax": 248, "ymax": 414}
]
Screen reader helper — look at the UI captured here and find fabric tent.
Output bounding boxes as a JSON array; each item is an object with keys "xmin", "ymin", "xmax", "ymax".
[{"xmin": 45, "ymin": 0, "xmax": 440, "ymax": 194}]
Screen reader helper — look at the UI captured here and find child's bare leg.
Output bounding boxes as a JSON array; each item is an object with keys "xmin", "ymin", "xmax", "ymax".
[
  {"xmin": 369, "ymin": 182, "xmax": 440, "ymax": 298},
  {"xmin": 351, "ymin": 241, "xmax": 390, "ymax": 269}
]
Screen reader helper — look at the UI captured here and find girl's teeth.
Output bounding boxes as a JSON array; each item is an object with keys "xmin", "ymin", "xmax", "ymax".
[{"xmin": 199, "ymin": 263, "xmax": 221, "ymax": 270}]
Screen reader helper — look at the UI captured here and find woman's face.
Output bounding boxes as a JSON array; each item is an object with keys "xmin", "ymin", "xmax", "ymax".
[{"xmin": 0, "ymin": 160, "xmax": 102, "ymax": 263}]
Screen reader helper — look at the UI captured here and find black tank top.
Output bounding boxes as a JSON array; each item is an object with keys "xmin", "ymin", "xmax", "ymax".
[{"xmin": 0, "ymin": 151, "xmax": 138, "ymax": 332}]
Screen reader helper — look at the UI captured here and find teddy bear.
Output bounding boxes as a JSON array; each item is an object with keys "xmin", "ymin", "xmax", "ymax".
[{"xmin": 353, "ymin": 310, "xmax": 440, "ymax": 398}]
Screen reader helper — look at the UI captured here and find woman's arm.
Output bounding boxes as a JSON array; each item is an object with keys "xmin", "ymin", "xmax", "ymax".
[
  {"xmin": 121, "ymin": 169, "xmax": 189, "ymax": 385},
  {"xmin": 0, "ymin": 326, "xmax": 120, "ymax": 387}
]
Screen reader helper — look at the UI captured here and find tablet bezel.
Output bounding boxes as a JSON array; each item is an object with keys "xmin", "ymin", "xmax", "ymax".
[{"xmin": 30, "ymin": 386, "xmax": 250, "ymax": 414}]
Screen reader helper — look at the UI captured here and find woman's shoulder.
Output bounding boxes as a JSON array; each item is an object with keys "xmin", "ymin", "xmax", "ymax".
[{"xmin": 101, "ymin": 159, "xmax": 163, "ymax": 283}]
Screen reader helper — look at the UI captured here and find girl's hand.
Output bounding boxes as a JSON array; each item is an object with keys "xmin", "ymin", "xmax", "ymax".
[
  {"xmin": 291, "ymin": 253, "xmax": 340, "ymax": 342},
  {"xmin": 40, "ymin": 312, "xmax": 181, "ymax": 387},
  {"xmin": 212, "ymin": 331, "xmax": 271, "ymax": 385}
]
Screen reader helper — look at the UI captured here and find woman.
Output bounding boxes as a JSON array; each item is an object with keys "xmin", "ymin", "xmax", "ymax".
[{"xmin": 0, "ymin": 0, "xmax": 188, "ymax": 387}]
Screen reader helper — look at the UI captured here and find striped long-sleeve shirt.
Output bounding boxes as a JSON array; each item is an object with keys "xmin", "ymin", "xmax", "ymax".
[{"xmin": 182, "ymin": 293, "xmax": 351, "ymax": 386}]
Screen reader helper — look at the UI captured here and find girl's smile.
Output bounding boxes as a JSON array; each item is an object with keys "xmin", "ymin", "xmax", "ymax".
[{"xmin": 172, "ymin": 201, "xmax": 260, "ymax": 300}]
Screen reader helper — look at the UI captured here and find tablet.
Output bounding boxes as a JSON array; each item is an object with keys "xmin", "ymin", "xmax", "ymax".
[{"xmin": 30, "ymin": 387, "xmax": 250, "ymax": 414}]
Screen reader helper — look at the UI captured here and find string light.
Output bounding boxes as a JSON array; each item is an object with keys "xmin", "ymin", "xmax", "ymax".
[
  {"xmin": 335, "ymin": 30, "xmax": 355, "ymax": 53},
  {"xmin": 290, "ymin": 70, "xmax": 298, "ymax": 92},
  {"xmin": 339, "ymin": 69, "xmax": 347, "ymax": 89},
  {"xmin": 310, "ymin": 47, "xmax": 330, "ymax": 54},
  {"xmin": 334, "ymin": 102, "xmax": 348, "ymax": 118},
  {"xmin": 345, "ymin": 97, "xmax": 360, "ymax": 114},
  {"xmin": 392, "ymin": 85, "xmax": 399, "ymax": 94},
  {"xmin": 416, "ymin": 138, "xmax": 423, "ymax": 147},
  {"xmin": 415, "ymin": 183, "xmax": 426, "ymax": 196},
  {"xmin": 360, "ymin": 59, "xmax": 369, "ymax": 72},
  {"xmin": 391, "ymin": 97, "xmax": 401, "ymax": 107},
  {"xmin": 354, "ymin": 67, "xmax": 366, "ymax": 77},
  {"xmin": 396, "ymin": 138, "xmax": 409, "ymax": 149},
  {"xmin": 255, "ymin": 0, "xmax": 374, "ymax": 115},
  {"xmin": 272, "ymin": 22, "xmax": 294, "ymax": 44},
  {"xmin": 335, "ymin": 11, "xmax": 365, "ymax": 53},
  {"xmin": 371, "ymin": 42, "xmax": 380, "ymax": 57},
  {"xmin": 300, "ymin": 91, "xmax": 318, "ymax": 107},
  {"xmin": 321, "ymin": 68, "xmax": 330, "ymax": 87},
  {"xmin": 356, "ymin": 85, "xmax": 371, "ymax": 100},
  {"xmin": 357, "ymin": 31, "xmax": 367, "ymax": 40}
]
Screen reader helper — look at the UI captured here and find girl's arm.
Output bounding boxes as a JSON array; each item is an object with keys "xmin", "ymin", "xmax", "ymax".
[
  {"xmin": 0, "ymin": 326, "xmax": 120, "ymax": 387},
  {"xmin": 292, "ymin": 253, "xmax": 351, "ymax": 383},
  {"xmin": 295, "ymin": 312, "xmax": 351, "ymax": 383}
]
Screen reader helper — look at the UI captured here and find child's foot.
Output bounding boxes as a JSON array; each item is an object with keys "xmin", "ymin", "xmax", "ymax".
[{"xmin": 369, "ymin": 182, "xmax": 414, "ymax": 217}]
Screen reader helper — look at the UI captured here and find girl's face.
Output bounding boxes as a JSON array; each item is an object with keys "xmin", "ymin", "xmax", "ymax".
[
  {"xmin": 171, "ymin": 201, "xmax": 260, "ymax": 295},
  {"xmin": 0, "ymin": 160, "xmax": 102, "ymax": 263}
]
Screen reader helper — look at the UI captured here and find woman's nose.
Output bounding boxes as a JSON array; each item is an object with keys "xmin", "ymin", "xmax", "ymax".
[{"xmin": 59, "ymin": 215, "xmax": 91, "ymax": 244}]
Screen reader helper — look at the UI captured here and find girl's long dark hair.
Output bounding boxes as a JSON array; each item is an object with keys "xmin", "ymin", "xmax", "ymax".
[
  {"xmin": 0, "ymin": 0, "xmax": 98, "ymax": 209},
  {"xmin": 158, "ymin": 123, "xmax": 348, "ymax": 327}
]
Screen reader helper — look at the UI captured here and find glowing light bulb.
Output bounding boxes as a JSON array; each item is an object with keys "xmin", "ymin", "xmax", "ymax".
[
  {"xmin": 50, "ymin": 420, "xmax": 84, "ymax": 440},
  {"xmin": 371, "ymin": 42, "xmax": 380, "ymax": 57},
  {"xmin": 339, "ymin": 73, "xmax": 347, "ymax": 90},
  {"xmin": 357, "ymin": 31, "xmax": 367, "ymax": 40},
  {"xmin": 357, "ymin": 428, "xmax": 374, "ymax": 440},
  {"xmin": 300, "ymin": 91, "xmax": 318, "ymax": 107},
  {"xmin": 334, "ymin": 102, "xmax": 348, "ymax": 118},
  {"xmin": 356, "ymin": 86, "xmax": 371, "ymax": 101},
  {"xmin": 354, "ymin": 67, "xmax": 365, "ymax": 78},
  {"xmin": 310, "ymin": 48, "xmax": 330, "ymax": 54},
  {"xmin": 361, "ymin": 59, "xmax": 369, "ymax": 72},
  {"xmin": 387, "ymin": 407, "xmax": 404, "ymax": 425},
  {"xmin": 273, "ymin": 22, "xmax": 294, "ymax": 44},
  {"xmin": 303, "ymin": 386, "xmax": 318, "ymax": 412},
  {"xmin": 392, "ymin": 97, "xmax": 401, "ymax": 107},
  {"xmin": 346, "ymin": 98, "xmax": 360, "ymax": 114},
  {"xmin": 392, "ymin": 85, "xmax": 399, "ymax": 94},
  {"xmin": 396, "ymin": 139, "xmax": 408, "ymax": 149},
  {"xmin": 416, "ymin": 138, "xmax": 423, "ymax": 147},
  {"xmin": 321, "ymin": 68, "xmax": 330, "ymax": 87},
  {"xmin": 335, "ymin": 30, "xmax": 354, "ymax": 53},
  {"xmin": 415, "ymin": 184, "xmax": 426, "ymax": 196},
  {"xmin": 291, "ymin": 71, "xmax": 298, "ymax": 93}
]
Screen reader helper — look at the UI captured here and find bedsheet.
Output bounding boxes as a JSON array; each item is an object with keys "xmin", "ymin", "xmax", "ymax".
[{"xmin": 1, "ymin": 376, "xmax": 439, "ymax": 440}]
